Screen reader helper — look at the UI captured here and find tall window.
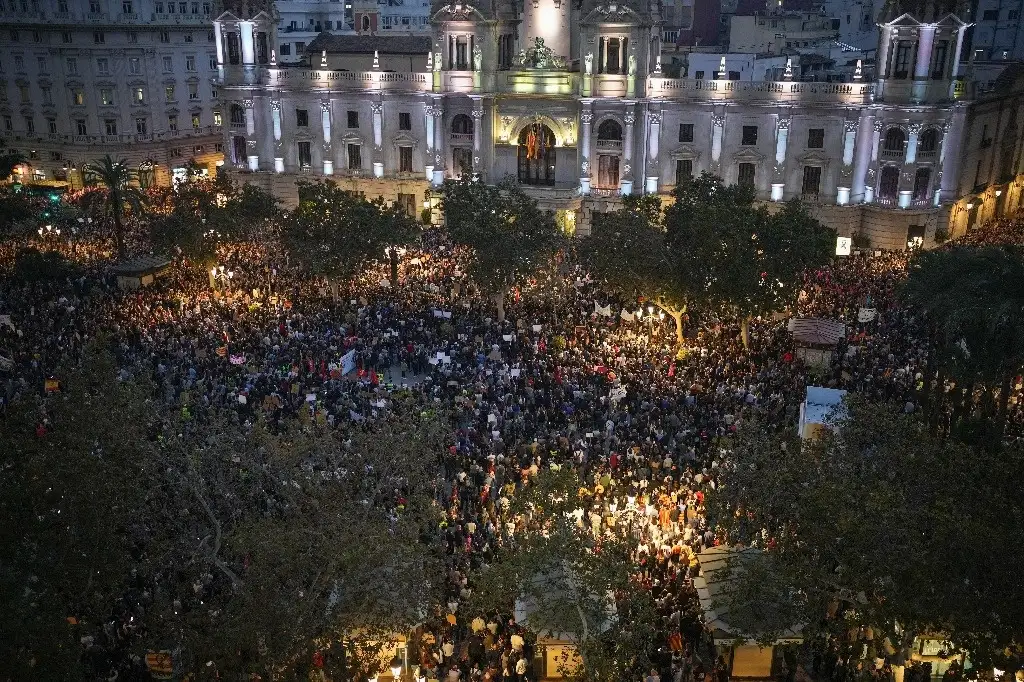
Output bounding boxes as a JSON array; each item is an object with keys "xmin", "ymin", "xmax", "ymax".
[
  {"xmin": 230, "ymin": 104, "xmax": 245, "ymax": 127},
  {"xmin": 453, "ymin": 147, "xmax": 473, "ymax": 176},
  {"xmin": 912, "ymin": 167, "xmax": 931, "ymax": 201},
  {"xmin": 348, "ymin": 143, "xmax": 361, "ymax": 170},
  {"xmin": 678, "ymin": 123, "xmax": 693, "ymax": 143},
  {"xmin": 399, "ymin": 145, "xmax": 413, "ymax": 173},
  {"xmin": 347, "ymin": 110, "xmax": 359, "ymax": 128},
  {"xmin": 597, "ymin": 154, "xmax": 620, "ymax": 189},
  {"xmin": 892, "ymin": 42, "xmax": 912, "ymax": 79},
  {"xmin": 931, "ymin": 41, "xmax": 948, "ymax": 79},
  {"xmin": 598, "ymin": 36, "xmax": 628, "ymax": 74},
  {"xmin": 879, "ymin": 165, "xmax": 900, "ymax": 200},
  {"xmin": 298, "ymin": 141, "xmax": 311, "ymax": 167},
  {"xmin": 742, "ymin": 126, "xmax": 758, "ymax": 146},
  {"xmin": 104, "ymin": 118, "xmax": 118, "ymax": 135},
  {"xmin": 136, "ymin": 117, "xmax": 147, "ymax": 134},
  {"xmin": 676, "ymin": 158, "xmax": 693, "ymax": 183},
  {"xmin": 807, "ymin": 128, "xmax": 824, "ymax": 149},
  {"xmin": 397, "ymin": 193, "xmax": 416, "ymax": 217},
  {"xmin": 737, "ymin": 162, "xmax": 756, "ymax": 188},
  {"xmin": 232, "ymin": 135, "xmax": 246, "ymax": 164},
  {"xmin": 296, "ymin": 109, "xmax": 308, "ymax": 127},
  {"xmin": 517, "ymin": 123, "xmax": 556, "ymax": 186},
  {"xmin": 801, "ymin": 165, "xmax": 822, "ymax": 197},
  {"xmin": 399, "ymin": 112, "xmax": 411, "ymax": 130}
]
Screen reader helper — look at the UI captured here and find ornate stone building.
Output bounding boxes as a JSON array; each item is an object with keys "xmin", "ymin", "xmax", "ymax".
[
  {"xmin": 215, "ymin": 0, "xmax": 1024, "ymax": 247},
  {"xmin": 0, "ymin": 0, "xmax": 226, "ymax": 188}
]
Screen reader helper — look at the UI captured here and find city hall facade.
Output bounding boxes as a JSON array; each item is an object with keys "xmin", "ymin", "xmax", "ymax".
[{"xmin": 214, "ymin": 0, "xmax": 1024, "ymax": 248}]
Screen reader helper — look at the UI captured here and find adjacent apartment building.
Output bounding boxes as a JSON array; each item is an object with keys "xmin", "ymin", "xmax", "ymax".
[{"xmin": 0, "ymin": 0, "xmax": 224, "ymax": 188}]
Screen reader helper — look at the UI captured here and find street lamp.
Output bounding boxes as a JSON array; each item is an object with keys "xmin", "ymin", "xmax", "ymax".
[{"xmin": 390, "ymin": 656, "xmax": 402, "ymax": 679}]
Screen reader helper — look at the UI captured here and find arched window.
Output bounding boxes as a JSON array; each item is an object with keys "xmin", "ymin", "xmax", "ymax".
[
  {"xmin": 879, "ymin": 165, "xmax": 900, "ymax": 201},
  {"xmin": 913, "ymin": 167, "xmax": 931, "ymax": 201},
  {"xmin": 918, "ymin": 128, "xmax": 938, "ymax": 154},
  {"xmin": 597, "ymin": 119, "xmax": 622, "ymax": 141},
  {"xmin": 230, "ymin": 104, "xmax": 245, "ymax": 128},
  {"xmin": 517, "ymin": 123, "xmax": 556, "ymax": 186},
  {"xmin": 451, "ymin": 114, "xmax": 474, "ymax": 136},
  {"xmin": 361, "ymin": 15, "xmax": 370, "ymax": 31},
  {"xmin": 883, "ymin": 127, "xmax": 906, "ymax": 152}
]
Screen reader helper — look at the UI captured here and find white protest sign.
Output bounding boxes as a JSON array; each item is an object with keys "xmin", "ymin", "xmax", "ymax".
[
  {"xmin": 836, "ymin": 236, "xmax": 852, "ymax": 256},
  {"xmin": 857, "ymin": 308, "xmax": 877, "ymax": 323},
  {"xmin": 341, "ymin": 349, "xmax": 357, "ymax": 375}
]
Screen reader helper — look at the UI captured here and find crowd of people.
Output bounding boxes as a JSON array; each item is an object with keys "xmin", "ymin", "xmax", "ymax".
[{"xmin": 2, "ymin": 216, "xmax": 1019, "ymax": 682}]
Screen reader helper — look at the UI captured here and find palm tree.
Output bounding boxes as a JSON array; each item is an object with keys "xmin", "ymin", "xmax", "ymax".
[{"xmin": 83, "ymin": 155, "xmax": 146, "ymax": 257}]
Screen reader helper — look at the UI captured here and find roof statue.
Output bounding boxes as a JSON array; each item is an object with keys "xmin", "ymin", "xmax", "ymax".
[{"xmin": 514, "ymin": 37, "xmax": 568, "ymax": 70}]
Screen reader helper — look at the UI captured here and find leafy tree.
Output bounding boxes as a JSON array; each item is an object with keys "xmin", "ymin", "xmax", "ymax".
[
  {"xmin": 440, "ymin": 176, "xmax": 566, "ymax": 321},
  {"xmin": 902, "ymin": 245, "xmax": 1024, "ymax": 447},
  {"xmin": 151, "ymin": 176, "xmax": 281, "ymax": 261},
  {"xmin": 0, "ymin": 342, "xmax": 159, "ymax": 679},
  {"xmin": 469, "ymin": 469, "xmax": 659, "ymax": 681},
  {"xmin": 665, "ymin": 174, "xmax": 835, "ymax": 346},
  {"xmin": 578, "ymin": 194, "xmax": 690, "ymax": 344},
  {"xmin": 0, "ymin": 143, "xmax": 26, "ymax": 181},
  {"xmin": 710, "ymin": 397, "xmax": 1024, "ymax": 668},
  {"xmin": 282, "ymin": 180, "xmax": 420, "ymax": 289},
  {"xmin": 0, "ymin": 342, "xmax": 444, "ymax": 678},
  {"xmin": 82, "ymin": 154, "xmax": 146, "ymax": 257}
]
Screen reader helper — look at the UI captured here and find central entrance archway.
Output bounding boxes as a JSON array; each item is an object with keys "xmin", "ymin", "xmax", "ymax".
[{"xmin": 517, "ymin": 123, "xmax": 556, "ymax": 186}]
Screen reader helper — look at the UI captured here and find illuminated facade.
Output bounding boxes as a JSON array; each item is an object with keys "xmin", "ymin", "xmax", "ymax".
[
  {"xmin": 215, "ymin": 0, "xmax": 1024, "ymax": 247},
  {"xmin": 0, "ymin": 0, "xmax": 225, "ymax": 188}
]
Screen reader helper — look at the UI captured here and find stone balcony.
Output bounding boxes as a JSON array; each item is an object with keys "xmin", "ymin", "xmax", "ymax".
[
  {"xmin": 647, "ymin": 78, "xmax": 875, "ymax": 104},
  {"xmin": 221, "ymin": 66, "xmax": 432, "ymax": 92}
]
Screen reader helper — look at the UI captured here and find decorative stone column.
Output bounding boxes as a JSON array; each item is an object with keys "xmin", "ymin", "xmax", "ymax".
[
  {"xmin": 948, "ymin": 25, "xmax": 967, "ymax": 99},
  {"xmin": 837, "ymin": 118, "xmax": 858, "ymax": 205},
  {"xmin": 371, "ymin": 100, "xmax": 384, "ymax": 178},
  {"xmin": 913, "ymin": 25, "xmax": 936, "ymax": 102},
  {"xmin": 621, "ymin": 108, "xmax": 635, "ymax": 195},
  {"xmin": 876, "ymin": 24, "xmax": 893, "ymax": 95},
  {"xmin": 851, "ymin": 112, "xmax": 874, "ymax": 203},
  {"xmin": 432, "ymin": 100, "xmax": 445, "ymax": 186},
  {"xmin": 243, "ymin": 98, "xmax": 258, "ymax": 171},
  {"xmin": 905, "ymin": 122, "xmax": 921, "ymax": 165},
  {"xmin": 939, "ymin": 109, "xmax": 966, "ymax": 202},
  {"xmin": 898, "ymin": 168, "xmax": 913, "ymax": 208},
  {"xmin": 579, "ymin": 100, "xmax": 593, "ymax": 195},
  {"xmin": 271, "ymin": 100, "xmax": 284, "ymax": 173},
  {"xmin": 772, "ymin": 117, "xmax": 789, "ymax": 201},
  {"xmin": 710, "ymin": 113, "xmax": 724, "ymax": 174},
  {"xmin": 645, "ymin": 109, "xmax": 661, "ymax": 194},
  {"xmin": 470, "ymin": 99, "xmax": 484, "ymax": 179},
  {"xmin": 424, "ymin": 103, "xmax": 436, "ymax": 181},
  {"xmin": 239, "ymin": 21, "xmax": 255, "ymax": 65},
  {"xmin": 321, "ymin": 99, "xmax": 333, "ymax": 175},
  {"xmin": 864, "ymin": 118, "xmax": 884, "ymax": 203}
]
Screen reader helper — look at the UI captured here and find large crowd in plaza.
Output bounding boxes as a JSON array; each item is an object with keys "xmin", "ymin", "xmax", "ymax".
[{"xmin": 1, "ymin": 206, "xmax": 1021, "ymax": 682}]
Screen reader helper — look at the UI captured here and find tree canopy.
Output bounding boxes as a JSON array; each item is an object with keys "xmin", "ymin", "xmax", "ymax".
[
  {"xmin": 282, "ymin": 180, "xmax": 420, "ymax": 285},
  {"xmin": 82, "ymin": 155, "xmax": 147, "ymax": 258},
  {"xmin": 0, "ymin": 342, "xmax": 444, "ymax": 679},
  {"xmin": 709, "ymin": 397, "xmax": 1024, "ymax": 667},
  {"xmin": 665, "ymin": 174, "xmax": 835, "ymax": 345},
  {"xmin": 901, "ymin": 245, "xmax": 1024, "ymax": 446},
  {"xmin": 440, "ymin": 176, "xmax": 566, "ymax": 320},
  {"xmin": 578, "ymin": 194, "xmax": 690, "ymax": 343}
]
